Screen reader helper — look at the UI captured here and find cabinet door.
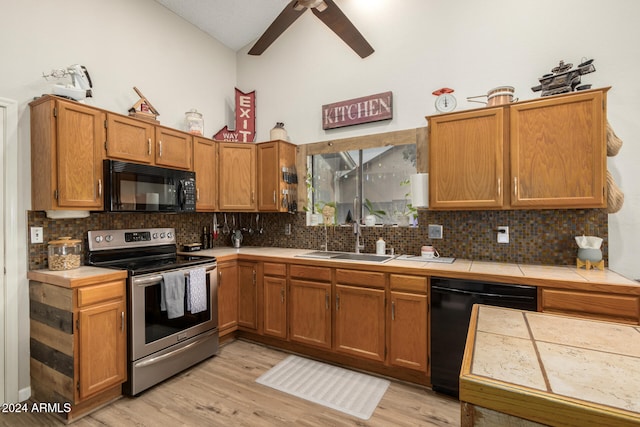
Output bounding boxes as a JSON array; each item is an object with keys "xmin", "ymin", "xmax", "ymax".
[
  {"xmin": 155, "ymin": 127, "xmax": 193, "ymax": 170},
  {"xmin": 263, "ymin": 275, "xmax": 287, "ymax": 339},
  {"xmin": 510, "ymin": 90, "xmax": 606, "ymax": 208},
  {"xmin": 238, "ymin": 262, "xmax": 258, "ymax": 330},
  {"xmin": 218, "ymin": 261, "xmax": 238, "ymax": 337},
  {"xmin": 194, "ymin": 138, "xmax": 218, "ymax": 211},
  {"xmin": 428, "ymin": 108, "xmax": 505, "ymax": 209},
  {"xmin": 55, "ymin": 100, "xmax": 105, "ymax": 209},
  {"xmin": 78, "ymin": 299, "xmax": 126, "ymax": 400},
  {"xmin": 389, "ymin": 291, "xmax": 427, "ymax": 372},
  {"xmin": 218, "ymin": 142, "xmax": 256, "ymax": 211},
  {"xmin": 289, "ymin": 279, "xmax": 331, "ymax": 349},
  {"xmin": 106, "ymin": 114, "xmax": 154, "ymax": 164},
  {"xmin": 257, "ymin": 141, "xmax": 279, "ymax": 211},
  {"xmin": 335, "ymin": 284, "xmax": 385, "ymax": 362}
]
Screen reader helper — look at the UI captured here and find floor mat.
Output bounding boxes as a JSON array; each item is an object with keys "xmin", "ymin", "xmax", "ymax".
[{"xmin": 256, "ymin": 355, "xmax": 390, "ymax": 420}]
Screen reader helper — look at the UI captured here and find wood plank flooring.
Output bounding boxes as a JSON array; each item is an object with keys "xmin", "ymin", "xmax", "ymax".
[{"xmin": 1, "ymin": 340, "xmax": 460, "ymax": 426}]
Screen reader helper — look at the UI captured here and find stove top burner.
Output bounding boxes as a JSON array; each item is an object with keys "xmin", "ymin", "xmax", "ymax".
[
  {"xmin": 87, "ymin": 228, "xmax": 216, "ymax": 275},
  {"xmin": 100, "ymin": 254, "xmax": 216, "ymax": 276}
]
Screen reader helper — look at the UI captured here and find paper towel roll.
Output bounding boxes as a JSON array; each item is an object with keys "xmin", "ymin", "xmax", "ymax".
[{"xmin": 410, "ymin": 173, "xmax": 429, "ymax": 208}]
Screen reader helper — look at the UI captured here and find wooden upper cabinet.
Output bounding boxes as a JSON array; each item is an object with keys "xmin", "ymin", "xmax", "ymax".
[
  {"xmin": 105, "ymin": 114, "xmax": 154, "ymax": 164},
  {"xmin": 194, "ymin": 138, "xmax": 217, "ymax": 211},
  {"xmin": 155, "ymin": 126, "xmax": 193, "ymax": 170},
  {"xmin": 257, "ymin": 140, "xmax": 297, "ymax": 212},
  {"xmin": 510, "ymin": 90, "xmax": 606, "ymax": 208},
  {"xmin": 217, "ymin": 142, "xmax": 256, "ymax": 211},
  {"xmin": 427, "ymin": 88, "xmax": 608, "ymax": 210},
  {"xmin": 428, "ymin": 107, "xmax": 506, "ymax": 209},
  {"xmin": 106, "ymin": 114, "xmax": 193, "ymax": 170},
  {"xmin": 30, "ymin": 96, "xmax": 105, "ymax": 211}
]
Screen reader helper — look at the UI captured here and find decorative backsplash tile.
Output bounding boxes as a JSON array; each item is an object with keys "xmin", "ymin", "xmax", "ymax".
[{"xmin": 27, "ymin": 208, "xmax": 607, "ymax": 270}]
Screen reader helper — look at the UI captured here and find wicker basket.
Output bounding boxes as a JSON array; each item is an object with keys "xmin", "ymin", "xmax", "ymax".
[
  {"xmin": 606, "ymin": 171, "xmax": 624, "ymax": 213},
  {"xmin": 606, "ymin": 120, "xmax": 623, "ymax": 156}
]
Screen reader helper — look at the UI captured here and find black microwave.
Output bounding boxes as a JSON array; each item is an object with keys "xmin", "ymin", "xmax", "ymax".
[{"xmin": 104, "ymin": 160, "xmax": 196, "ymax": 213}]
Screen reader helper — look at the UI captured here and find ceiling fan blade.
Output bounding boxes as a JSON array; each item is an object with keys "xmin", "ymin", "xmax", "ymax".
[
  {"xmin": 248, "ymin": 1, "xmax": 306, "ymax": 55},
  {"xmin": 311, "ymin": 0, "xmax": 374, "ymax": 58}
]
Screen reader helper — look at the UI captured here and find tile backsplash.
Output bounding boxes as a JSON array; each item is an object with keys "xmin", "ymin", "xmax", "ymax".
[{"xmin": 27, "ymin": 208, "xmax": 607, "ymax": 270}]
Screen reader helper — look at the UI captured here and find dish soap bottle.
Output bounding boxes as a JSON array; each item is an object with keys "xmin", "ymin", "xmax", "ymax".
[{"xmin": 376, "ymin": 237, "xmax": 386, "ymax": 255}]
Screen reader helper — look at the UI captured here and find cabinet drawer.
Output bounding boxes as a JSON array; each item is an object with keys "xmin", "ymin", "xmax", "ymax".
[
  {"xmin": 541, "ymin": 288, "xmax": 640, "ymax": 324},
  {"xmin": 264, "ymin": 262, "xmax": 286, "ymax": 277},
  {"xmin": 335, "ymin": 269, "xmax": 385, "ymax": 289},
  {"xmin": 77, "ymin": 280, "xmax": 125, "ymax": 307},
  {"xmin": 290, "ymin": 265, "xmax": 331, "ymax": 282},
  {"xmin": 390, "ymin": 274, "xmax": 427, "ymax": 294}
]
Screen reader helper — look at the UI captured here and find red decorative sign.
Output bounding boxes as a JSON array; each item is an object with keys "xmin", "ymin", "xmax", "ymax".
[
  {"xmin": 213, "ymin": 88, "xmax": 256, "ymax": 142},
  {"xmin": 322, "ymin": 91, "xmax": 393, "ymax": 130}
]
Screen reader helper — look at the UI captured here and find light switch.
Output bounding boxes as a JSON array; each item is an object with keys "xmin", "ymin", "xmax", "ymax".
[{"xmin": 31, "ymin": 226, "xmax": 44, "ymax": 244}]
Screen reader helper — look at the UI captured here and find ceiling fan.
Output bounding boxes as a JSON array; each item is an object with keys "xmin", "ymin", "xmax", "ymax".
[{"xmin": 248, "ymin": 0, "xmax": 374, "ymax": 58}]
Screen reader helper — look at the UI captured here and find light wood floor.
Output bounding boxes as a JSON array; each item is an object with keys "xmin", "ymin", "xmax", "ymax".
[{"xmin": 2, "ymin": 340, "xmax": 460, "ymax": 426}]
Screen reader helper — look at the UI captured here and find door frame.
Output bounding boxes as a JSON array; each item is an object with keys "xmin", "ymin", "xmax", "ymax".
[{"xmin": 1, "ymin": 97, "xmax": 19, "ymax": 403}]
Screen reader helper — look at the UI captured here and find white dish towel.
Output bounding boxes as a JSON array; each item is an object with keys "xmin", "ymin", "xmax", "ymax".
[{"xmin": 187, "ymin": 268, "xmax": 207, "ymax": 314}]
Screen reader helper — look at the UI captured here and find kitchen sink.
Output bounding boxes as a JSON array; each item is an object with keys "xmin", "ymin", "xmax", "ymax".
[{"xmin": 295, "ymin": 251, "xmax": 394, "ymax": 263}]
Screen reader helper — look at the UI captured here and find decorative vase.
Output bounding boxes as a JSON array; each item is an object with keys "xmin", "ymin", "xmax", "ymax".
[
  {"xmin": 577, "ymin": 248, "xmax": 602, "ymax": 262},
  {"xmin": 365, "ymin": 215, "xmax": 376, "ymax": 226},
  {"xmin": 396, "ymin": 214, "xmax": 410, "ymax": 227},
  {"xmin": 270, "ymin": 122, "xmax": 288, "ymax": 141}
]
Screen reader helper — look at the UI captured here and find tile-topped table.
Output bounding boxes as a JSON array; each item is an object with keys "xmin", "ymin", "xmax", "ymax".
[{"xmin": 460, "ymin": 304, "xmax": 640, "ymax": 426}]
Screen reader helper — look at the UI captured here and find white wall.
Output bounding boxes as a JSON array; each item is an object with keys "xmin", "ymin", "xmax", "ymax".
[
  {"xmin": 237, "ymin": 0, "xmax": 640, "ymax": 280},
  {"xmin": 0, "ymin": 0, "xmax": 236, "ymax": 398}
]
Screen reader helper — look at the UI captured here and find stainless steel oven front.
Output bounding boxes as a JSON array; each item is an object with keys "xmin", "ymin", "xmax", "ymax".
[{"xmin": 126, "ymin": 262, "xmax": 218, "ymax": 395}]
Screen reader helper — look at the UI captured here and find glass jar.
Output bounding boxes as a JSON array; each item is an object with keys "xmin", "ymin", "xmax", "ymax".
[
  {"xmin": 48, "ymin": 237, "xmax": 82, "ymax": 271},
  {"xmin": 185, "ymin": 109, "xmax": 204, "ymax": 136}
]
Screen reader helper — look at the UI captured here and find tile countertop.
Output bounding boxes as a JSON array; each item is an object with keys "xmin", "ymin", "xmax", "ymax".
[
  {"xmin": 27, "ymin": 247, "xmax": 639, "ymax": 291},
  {"xmin": 459, "ymin": 304, "xmax": 640, "ymax": 426},
  {"xmin": 188, "ymin": 247, "xmax": 640, "ymax": 292}
]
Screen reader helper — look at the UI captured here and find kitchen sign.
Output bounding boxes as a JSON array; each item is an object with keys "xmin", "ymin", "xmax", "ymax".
[
  {"xmin": 322, "ymin": 91, "xmax": 393, "ymax": 130},
  {"xmin": 213, "ymin": 87, "xmax": 256, "ymax": 142}
]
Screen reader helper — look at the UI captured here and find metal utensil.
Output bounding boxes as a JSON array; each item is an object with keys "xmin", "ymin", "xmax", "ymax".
[
  {"xmin": 259, "ymin": 214, "xmax": 264, "ymax": 235},
  {"xmin": 223, "ymin": 213, "xmax": 230, "ymax": 235},
  {"xmin": 248, "ymin": 215, "xmax": 254, "ymax": 236}
]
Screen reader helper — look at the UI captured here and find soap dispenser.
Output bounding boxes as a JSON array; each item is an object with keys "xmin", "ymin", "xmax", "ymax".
[{"xmin": 376, "ymin": 237, "xmax": 386, "ymax": 255}]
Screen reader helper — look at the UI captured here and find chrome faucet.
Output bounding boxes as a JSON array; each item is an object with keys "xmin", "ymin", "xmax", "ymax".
[
  {"xmin": 353, "ymin": 222, "xmax": 364, "ymax": 254},
  {"xmin": 353, "ymin": 197, "xmax": 364, "ymax": 254}
]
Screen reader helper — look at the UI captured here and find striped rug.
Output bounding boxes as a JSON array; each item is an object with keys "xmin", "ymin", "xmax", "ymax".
[{"xmin": 256, "ymin": 355, "xmax": 390, "ymax": 420}]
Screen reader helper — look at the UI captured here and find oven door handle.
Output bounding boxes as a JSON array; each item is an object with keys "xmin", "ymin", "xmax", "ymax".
[
  {"xmin": 133, "ymin": 329, "xmax": 218, "ymax": 369},
  {"xmin": 132, "ymin": 264, "xmax": 217, "ymax": 287}
]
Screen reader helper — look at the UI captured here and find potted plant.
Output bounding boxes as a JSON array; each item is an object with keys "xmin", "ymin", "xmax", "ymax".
[
  {"xmin": 364, "ymin": 198, "xmax": 386, "ymax": 226},
  {"xmin": 395, "ymin": 179, "xmax": 417, "ymax": 226}
]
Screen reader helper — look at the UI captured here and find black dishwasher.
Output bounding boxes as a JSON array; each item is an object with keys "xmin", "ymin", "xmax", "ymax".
[{"xmin": 430, "ymin": 277, "xmax": 537, "ymax": 398}]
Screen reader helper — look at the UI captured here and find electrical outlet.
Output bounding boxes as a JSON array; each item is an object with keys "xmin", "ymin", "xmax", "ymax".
[
  {"xmin": 31, "ymin": 226, "xmax": 44, "ymax": 244},
  {"xmin": 284, "ymin": 224, "xmax": 291, "ymax": 235},
  {"xmin": 497, "ymin": 226, "xmax": 509, "ymax": 244},
  {"xmin": 428, "ymin": 224, "xmax": 443, "ymax": 239}
]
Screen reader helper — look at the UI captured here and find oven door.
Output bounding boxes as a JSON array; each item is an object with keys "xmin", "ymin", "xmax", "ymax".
[{"xmin": 130, "ymin": 263, "xmax": 218, "ymax": 361}]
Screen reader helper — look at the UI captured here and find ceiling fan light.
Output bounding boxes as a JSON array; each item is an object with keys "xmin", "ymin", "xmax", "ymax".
[{"xmin": 297, "ymin": 0, "xmax": 327, "ymax": 10}]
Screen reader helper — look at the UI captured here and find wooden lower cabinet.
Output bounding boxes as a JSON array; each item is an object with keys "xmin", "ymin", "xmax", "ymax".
[
  {"xmin": 217, "ymin": 261, "xmax": 239, "ymax": 337},
  {"xmin": 289, "ymin": 278, "xmax": 331, "ymax": 349},
  {"xmin": 238, "ymin": 261, "xmax": 258, "ymax": 330},
  {"xmin": 389, "ymin": 291, "xmax": 428, "ymax": 372},
  {"xmin": 263, "ymin": 263, "xmax": 287, "ymax": 339},
  {"xmin": 29, "ymin": 275, "xmax": 126, "ymax": 422},
  {"xmin": 335, "ymin": 284, "xmax": 386, "ymax": 362},
  {"xmin": 540, "ymin": 287, "xmax": 640, "ymax": 324},
  {"xmin": 389, "ymin": 274, "xmax": 428, "ymax": 372}
]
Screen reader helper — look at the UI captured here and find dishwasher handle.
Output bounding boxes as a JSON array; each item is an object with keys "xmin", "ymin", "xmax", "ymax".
[{"xmin": 431, "ymin": 285, "xmax": 535, "ymax": 300}]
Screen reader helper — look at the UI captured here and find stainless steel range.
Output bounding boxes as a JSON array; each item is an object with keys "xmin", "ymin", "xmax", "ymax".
[{"xmin": 87, "ymin": 228, "xmax": 218, "ymax": 395}]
